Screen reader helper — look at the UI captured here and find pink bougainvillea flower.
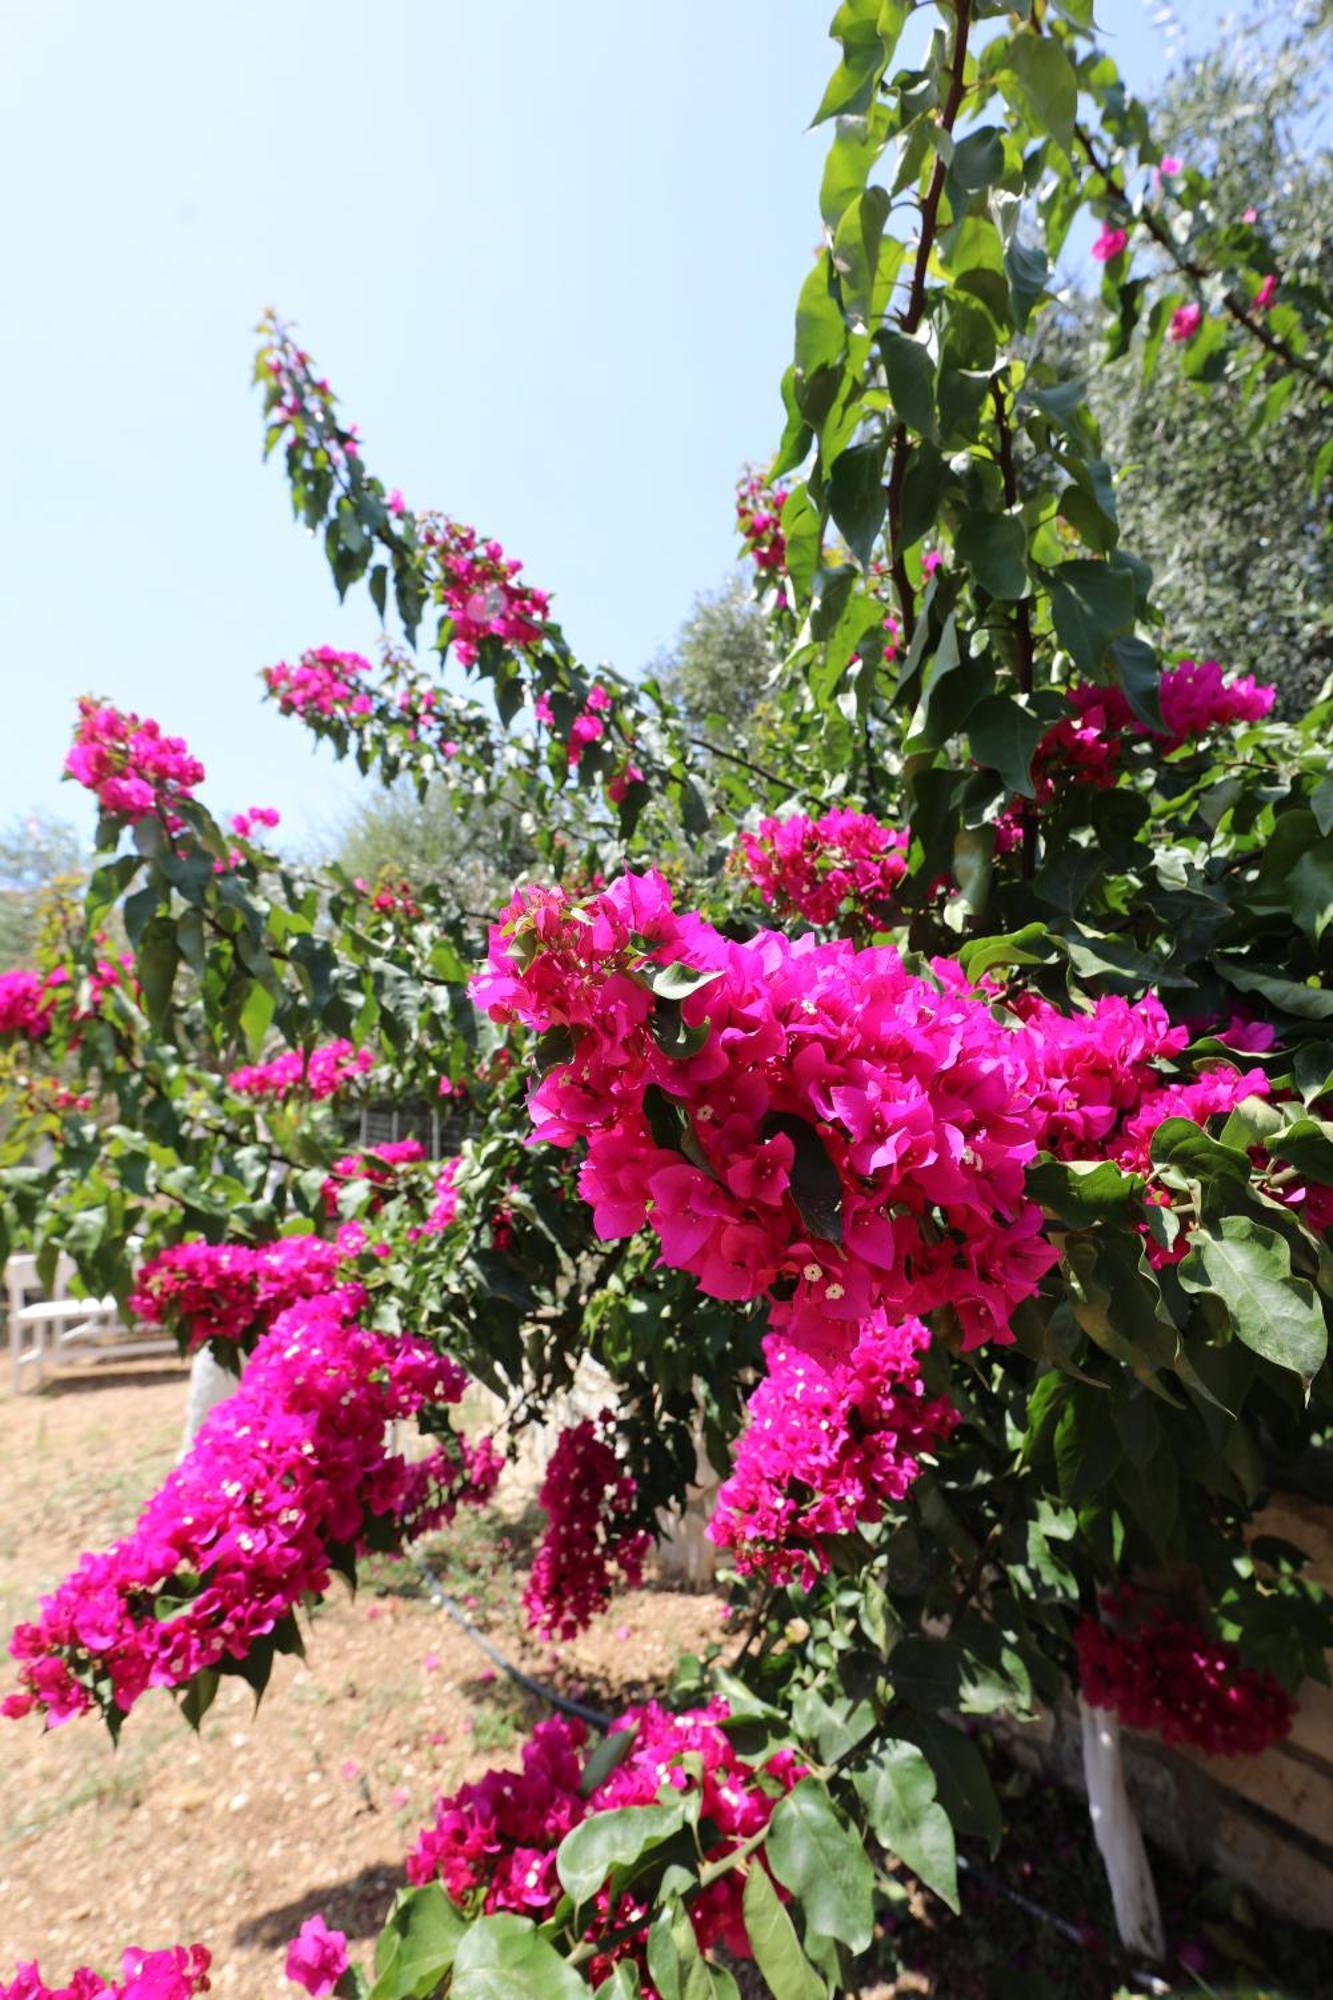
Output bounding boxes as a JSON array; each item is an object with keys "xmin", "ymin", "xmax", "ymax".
[
  {"xmin": 1091, "ymin": 224, "xmax": 1128, "ymax": 262},
  {"xmin": 285, "ymin": 1914, "xmax": 350, "ymax": 1997},
  {"xmin": 1168, "ymin": 301, "xmax": 1203, "ymax": 343},
  {"xmin": 1254, "ymin": 273, "xmax": 1278, "ymax": 311}
]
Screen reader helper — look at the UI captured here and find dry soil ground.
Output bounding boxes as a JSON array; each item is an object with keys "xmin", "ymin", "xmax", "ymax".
[{"xmin": 0, "ymin": 1359, "xmax": 726, "ymax": 1993}]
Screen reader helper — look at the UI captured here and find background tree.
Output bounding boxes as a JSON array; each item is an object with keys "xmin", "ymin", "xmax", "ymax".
[
  {"xmin": 0, "ymin": 810, "xmax": 82, "ymax": 970},
  {"xmin": 1078, "ymin": 0, "xmax": 1333, "ymax": 711}
]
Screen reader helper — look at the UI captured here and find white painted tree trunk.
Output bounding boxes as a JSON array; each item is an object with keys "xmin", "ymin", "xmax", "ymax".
[
  {"xmin": 1079, "ymin": 1695, "xmax": 1165, "ymax": 1960},
  {"xmin": 179, "ymin": 1347, "xmax": 242, "ymax": 1459}
]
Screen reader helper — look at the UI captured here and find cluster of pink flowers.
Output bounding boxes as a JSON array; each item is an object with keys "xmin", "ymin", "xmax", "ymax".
[
  {"xmin": 420, "ymin": 517, "xmax": 550, "ymax": 668},
  {"xmin": 1076, "ymin": 1593, "xmax": 1294, "ymax": 1757},
  {"xmin": 283, "ymin": 1916, "xmax": 348, "ymax": 1998},
  {"xmin": 0, "ymin": 968, "xmax": 58, "ymax": 1040},
  {"xmin": 523, "ymin": 1414, "xmax": 652, "ymax": 1639},
  {"xmin": 1032, "ymin": 659, "xmax": 1276, "ymax": 801},
  {"xmin": 65, "ymin": 699, "xmax": 204, "ymax": 825},
  {"xmin": 736, "ymin": 468, "xmax": 787, "ymax": 573},
  {"xmin": 473, "ymin": 869, "xmax": 1061, "ymax": 1357},
  {"xmin": 321, "ymin": 1137, "xmax": 426, "ymax": 1217},
  {"xmin": 407, "ymin": 1699, "xmax": 802, "ymax": 1972},
  {"xmin": 263, "ymin": 648, "xmax": 374, "ymax": 722},
  {"xmin": 534, "ymin": 683, "xmax": 616, "ymax": 772},
  {"xmin": 128, "ymin": 1234, "xmax": 352, "ymax": 1354},
  {"xmin": 0, "ymin": 956, "xmax": 137, "ymax": 1044},
  {"xmin": 226, "ymin": 1039, "xmax": 374, "ymax": 1103},
  {"xmin": 475, "ymin": 872, "xmax": 1277, "ymax": 1568},
  {"xmin": 368, "ymin": 876, "xmax": 421, "ymax": 919},
  {"xmin": 3, "ymin": 1288, "xmax": 499, "ymax": 1728},
  {"xmin": 737, "ymin": 809, "xmax": 910, "ymax": 928},
  {"xmin": 710, "ymin": 1315, "xmax": 958, "ymax": 1586},
  {"xmin": 228, "ymin": 806, "xmax": 280, "ymax": 840},
  {"xmin": 0, "ymin": 1946, "xmax": 212, "ymax": 1999}
]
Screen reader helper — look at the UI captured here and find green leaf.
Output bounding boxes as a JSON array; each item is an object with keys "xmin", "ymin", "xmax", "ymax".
[
  {"xmin": 1178, "ymin": 1217, "xmax": 1327, "ymax": 1385},
  {"xmin": 645, "ymin": 1902, "xmax": 714, "ymax": 2000},
  {"xmin": 1215, "ymin": 958, "xmax": 1333, "ymax": 1022},
  {"xmin": 767, "ymin": 1778, "xmax": 875, "ymax": 1952},
  {"xmin": 450, "ymin": 1915, "xmax": 589, "ymax": 2000},
  {"xmin": 955, "ymin": 512, "xmax": 1027, "ymax": 601},
  {"xmin": 877, "ymin": 330, "xmax": 937, "ymax": 439},
  {"xmin": 951, "ymin": 125, "xmax": 1006, "ymax": 193},
  {"xmin": 958, "ymin": 923, "xmax": 1052, "ymax": 980},
  {"xmin": 967, "ymin": 695, "xmax": 1044, "ymax": 798},
  {"xmin": 899, "ymin": 441, "xmax": 950, "ymax": 548},
  {"xmin": 136, "ymin": 915, "xmax": 180, "ymax": 1029},
  {"xmin": 895, "ymin": 1717, "xmax": 1002, "ymax": 1852},
  {"xmin": 1048, "ymin": 560, "xmax": 1136, "ymax": 677},
  {"xmin": 742, "ymin": 1864, "xmax": 827, "ymax": 2000},
  {"xmin": 827, "ymin": 438, "xmax": 887, "ymax": 568},
  {"xmin": 1001, "ymin": 35, "xmax": 1077, "ymax": 155},
  {"xmin": 769, "ymin": 1113, "xmax": 843, "ymax": 1245},
  {"xmin": 1026, "ymin": 1156, "xmax": 1143, "ymax": 1226},
  {"xmin": 239, "ymin": 979, "xmax": 275, "ymax": 1058},
  {"xmin": 853, "ymin": 1739, "xmax": 959, "ymax": 1911},
  {"xmin": 812, "ymin": 0, "xmax": 909, "ymax": 124},
  {"xmin": 1289, "ymin": 836, "xmax": 1333, "ymax": 941},
  {"xmin": 1004, "ymin": 238, "xmax": 1049, "ymax": 332},
  {"xmin": 833, "ymin": 186, "xmax": 891, "ymax": 332},
  {"xmin": 794, "ymin": 258, "xmax": 846, "ymax": 393},
  {"xmin": 556, "ymin": 1802, "xmax": 687, "ymax": 1907},
  {"xmin": 369, "ymin": 1885, "xmax": 466, "ymax": 2000},
  {"xmin": 647, "ymin": 962, "xmax": 724, "ymax": 1002},
  {"xmin": 1149, "ymin": 1118, "xmax": 1252, "ymax": 1187}
]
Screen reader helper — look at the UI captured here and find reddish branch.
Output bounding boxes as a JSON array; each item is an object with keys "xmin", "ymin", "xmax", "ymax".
[
  {"xmin": 990, "ymin": 377, "xmax": 1038, "ymax": 880},
  {"xmin": 1077, "ymin": 121, "xmax": 1333, "ymax": 396},
  {"xmin": 885, "ymin": 0, "xmax": 974, "ymax": 647}
]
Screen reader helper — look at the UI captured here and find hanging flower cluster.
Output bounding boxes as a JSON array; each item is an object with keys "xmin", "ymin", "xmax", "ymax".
[
  {"xmin": 0, "ymin": 1945, "xmax": 212, "ymax": 2000},
  {"xmin": 128, "ymin": 1233, "xmax": 355, "ymax": 1355},
  {"xmin": 65, "ymin": 698, "xmax": 205, "ymax": 825},
  {"xmin": 406, "ymin": 1699, "xmax": 803, "ymax": 1973},
  {"xmin": 1076, "ymin": 1593, "xmax": 1294, "ymax": 1757},
  {"xmin": 0, "ymin": 968, "xmax": 59, "ymax": 1040},
  {"xmin": 225, "ymin": 1039, "xmax": 374, "ymax": 1103},
  {"xmin": 736, "ymin": 468, "xmax": 788, "ymax": 573},
  {"xmin": 3, "ymin": 1288, "xmax": 499, "ymax": 1729},
  {"xmin": 473, "ymin": 869, "xmax": 1061, "ymax": 1356},
  {"xmin": 737, "ymin": 808, "xmax": 910, "ymax": 929},
  {"xmin": 262, "ymin": 647, "xmax": 374, "ymax": 722},
  {"xmin": 523, "ymin": 1413, "xmax": 653, "ymax": 1639},
  {"xmin": 419, "ymin": 517, "xmax": 550, "ymax": 668},
  {"xmin": 709, "ymin": 1314, "xmax": 958, "ymax": 1586}
]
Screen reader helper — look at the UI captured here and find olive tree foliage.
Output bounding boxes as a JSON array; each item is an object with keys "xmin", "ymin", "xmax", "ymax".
[
  {"xmin": 652, "ymin": 573, "xmax": 781, "ymax": 747},
  {"xmin": 334, "ymin": 778, "xmax": 539, "ymax": 920},
  {"xmin": 0, "ymin": 811, "xmax": 83, "ymax": 971},
  {"xmin": 1075, "ymin": 0, "xmax": 1333, "ymax": 711}
]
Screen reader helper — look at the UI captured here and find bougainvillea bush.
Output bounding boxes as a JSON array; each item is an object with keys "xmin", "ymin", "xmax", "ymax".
[{"xmin": 3, "ymin": 1, "xmax": 1333, "ymax": 1992}]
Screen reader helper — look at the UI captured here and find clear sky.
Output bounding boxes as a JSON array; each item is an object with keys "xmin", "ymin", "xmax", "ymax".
[{"xmin": 1, "ymin": 0, "xmax": 1234, "ymax": 858}]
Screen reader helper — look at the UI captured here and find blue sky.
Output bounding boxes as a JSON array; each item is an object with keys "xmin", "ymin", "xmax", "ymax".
[{"xmin": 1, "ymin": 0, "xmax": 1234, "ymax": 857}]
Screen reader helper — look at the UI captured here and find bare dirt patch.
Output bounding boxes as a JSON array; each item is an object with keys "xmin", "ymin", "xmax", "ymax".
[{"xmin": 0, "ymin": 1362, "xmax": 726, "ymax": 1992}]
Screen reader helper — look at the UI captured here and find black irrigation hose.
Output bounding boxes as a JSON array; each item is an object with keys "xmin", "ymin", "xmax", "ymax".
[
  {"xmin": 407, "ymin": 1553, "xmax": 1173, "ymax": 1989},
  {"xmin": 406, "ymin": 1548, "xmax": 613, "ymax": 1731}
]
